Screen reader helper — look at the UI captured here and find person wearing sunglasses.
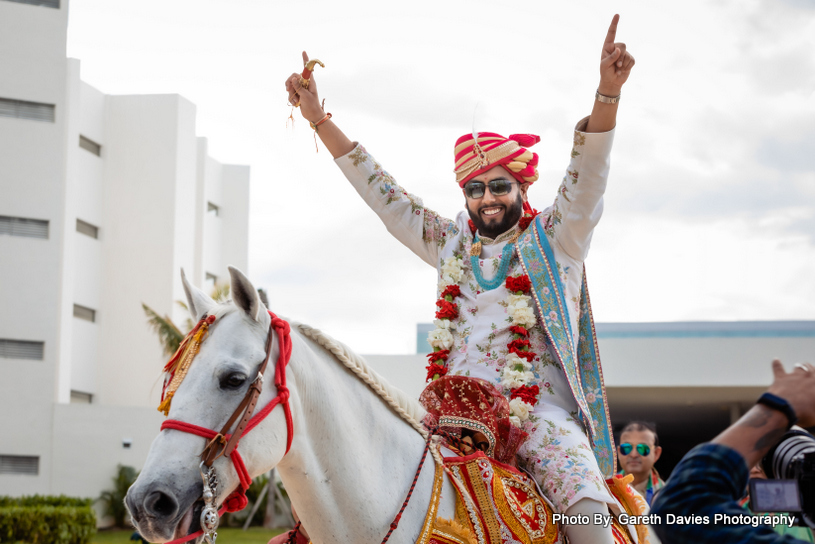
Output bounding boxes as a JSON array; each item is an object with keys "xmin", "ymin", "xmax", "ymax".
[
  {"xmin": 286, "ymin": 14, "xmax": 635, "ymax": 544},
  {"xmin": 617, "ymin": 421, "xmax": 665, "ymax": 505}
]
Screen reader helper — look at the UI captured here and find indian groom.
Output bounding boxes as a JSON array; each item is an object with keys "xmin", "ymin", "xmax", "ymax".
[{"xmin": 286, "ymin": 14, "xmax": 635, "ymax": 544}]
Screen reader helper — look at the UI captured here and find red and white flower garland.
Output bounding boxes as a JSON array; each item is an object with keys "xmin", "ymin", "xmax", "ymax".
[
  {"xmin": 426, "ymin": 207, "xmax": 543, "ymax": 427},
  {"xmin": 425, "ymin": 268, "xmax": 542, "ymax": 428},
  {"xmin": 501, "ymin": 275, "xmax": 540, "ymax": 427},
  {"xmin": 425, "ymin": 256, "xmax": 464, "ymax": 381}
]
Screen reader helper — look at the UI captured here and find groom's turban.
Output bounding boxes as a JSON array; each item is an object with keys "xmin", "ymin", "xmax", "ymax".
[{"xmin": 454, "ymin": 132, "xmax": 541, "ymax": 187}]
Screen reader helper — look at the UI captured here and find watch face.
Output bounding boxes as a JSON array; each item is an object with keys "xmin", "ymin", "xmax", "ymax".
[{"xmin": 749, "ymin": 479, "xmax": 802, "ymax": 512}]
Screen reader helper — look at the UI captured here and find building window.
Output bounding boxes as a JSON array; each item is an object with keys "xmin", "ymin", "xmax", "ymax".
[
  {"xmin": 70, "ymin": 390, "xmax": 92, "ymax": 404},
  {"xmin": 0, "ymin": 339, "xmax": 44, "ymax": 360},
  {"xmin": 0, "ymin": 97, "xmax": 55, "ymax": 122},
  {"xmin": 79, "ymin": 135, "xmax": 101, "ymax": 156},
  {"xmin": 205, "ymin": 272, "xmax": 218, "ymax": 291},
  {"xmin": 73, "ymin": 304, "xmax": 96, "ymax": 323},
  {"xmin": 0, "ymin": 455, "xmax": 39, "ymax": 475},
  {"xmin": 2, "ymin": 0, "xmax": 59, "ymax": 7},
  {"xmin": 76, "ymin": 218, "xmax": 98, "ymax": 239},
  {"xmin": 0, "ymin": 215, "xmax": 49, "ymax": 239},
  {"xmin": 207, "ymin": 202, "xmax": 220, "ymax": 216}
]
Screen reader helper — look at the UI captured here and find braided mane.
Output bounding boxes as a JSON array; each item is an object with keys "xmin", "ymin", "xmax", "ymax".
[{"xmin": 292, "ymin": 321, "xmax": 428, "ymax": 438}]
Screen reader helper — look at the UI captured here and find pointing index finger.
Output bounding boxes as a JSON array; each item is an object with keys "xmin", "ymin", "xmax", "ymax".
[
  {"xmin": 605, "ymin": 14, "xmax": 620, "ymax": 45},
  {"xmin": 302, "ymin": 51, "xmax": 310, "ymax": 65}
]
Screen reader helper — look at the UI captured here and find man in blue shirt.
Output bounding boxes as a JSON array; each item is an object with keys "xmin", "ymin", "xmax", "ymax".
[{"xmin": 651, "ymin": 359, "xmax": 815, "ymax": 543}]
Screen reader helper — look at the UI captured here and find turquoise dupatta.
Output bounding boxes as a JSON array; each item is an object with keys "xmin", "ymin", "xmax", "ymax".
[{"xmin": 515, "ymin": 216, "xmax": 615, "ymax": 478}]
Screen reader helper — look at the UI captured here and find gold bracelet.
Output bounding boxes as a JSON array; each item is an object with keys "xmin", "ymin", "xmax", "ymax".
[
  {"xmin": 309, "ymin": 112, "xmax": 333, "ymax": 132},
  {"xmin": 595, "ymin": 90, "xmax": 620, "ymax": 104}
]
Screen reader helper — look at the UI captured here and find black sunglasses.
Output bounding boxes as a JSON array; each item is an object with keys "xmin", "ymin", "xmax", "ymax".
[
  {"xmin": 619, "ymin": 443, "xmax": 651, "ymax": 456},
  {"xmin": 464, "ymin": 179, "xmax": 516, "ymax": 199}
]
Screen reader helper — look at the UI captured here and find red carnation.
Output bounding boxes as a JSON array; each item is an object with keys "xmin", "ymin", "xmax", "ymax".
[
  {"xmin": 506, "ymin": 275, "xmax": 532, "ymax": 294},
  {"xmin": 509, "ymin": 347, "xmax": 536, "ymax": 362},
  {"xmin": 518, "ymin": 209, "xmax": 539, "ymax": 232},
  {"xmin": 426, "ymin": 350, "xmax": 450, "ymax": 364},
  {"xmin": 511, "ymin": 384, "xmax": 540, "ymax": 405},
  {"xmin": 435, "ymin": 300, "xmax": 459, "ymax": 320},
  {"xmin": 441, "ymin": 285, "xmax": 461, "ymax": 300},
  {"xmin": 426, "ymin": 362, "xmax": 448, "ymax": 382},
  {"xmin": 509, "ymin": 325, "xmax": 529, "ymax": 337},
  {"xmin": 507, "ymin": 338, "xmax": 531, "ymax": 352}
]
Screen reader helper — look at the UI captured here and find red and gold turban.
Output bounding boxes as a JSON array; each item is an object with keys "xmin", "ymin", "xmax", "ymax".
[{"xmin": 454, "ymin": 132, "xmax": 541, "ymax": 187}]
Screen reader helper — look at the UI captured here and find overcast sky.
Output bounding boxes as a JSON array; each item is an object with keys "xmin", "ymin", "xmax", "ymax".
[{"xmin": 66, "ymin": 0, "xmax": 815, "ymax": 354}]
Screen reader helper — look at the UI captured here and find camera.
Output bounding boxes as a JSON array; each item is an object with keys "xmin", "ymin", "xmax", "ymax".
[{"xmin": 751, "ymin": 427, "xmax": 815, "ymax": 528}]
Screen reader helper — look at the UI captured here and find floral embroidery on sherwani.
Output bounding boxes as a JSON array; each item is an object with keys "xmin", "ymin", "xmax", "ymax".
[
  {"xmin": 423, "ymin": 209, "xmax": 458, "ymax": 249},
  {"xmin": 348, "ymin": 145, "xmax": 368, "ymax": 166},
  {"xmin": 333, "ymin": 120, "xmax": 616, "ymax": 511}
]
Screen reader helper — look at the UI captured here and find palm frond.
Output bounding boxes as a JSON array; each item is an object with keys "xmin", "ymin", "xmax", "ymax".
[
  {"xmin": 175, "ymin": 299, "xmax": 195, "ymax": 331},
  {"xmin": 211, "ymin": 282, "xmax": 230, "ymax": 303},
  {"xmin": 142, "ymin": 303, "xmax": 184, "ymax": 356}
]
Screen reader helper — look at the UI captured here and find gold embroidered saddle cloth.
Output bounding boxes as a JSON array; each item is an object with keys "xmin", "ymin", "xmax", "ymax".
[
  {"xmin": 417, "ymin": 452, "xmax": 648, "ymax": 544},
  {"xmin": 418, "ymin": 452, "xmax": 559, "ymax": 544}
]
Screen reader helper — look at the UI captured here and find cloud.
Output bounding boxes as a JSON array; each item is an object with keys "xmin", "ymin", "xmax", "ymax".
[{"xmin": 65, "ymin": 0, "xmax": 815, "ymax": 354}]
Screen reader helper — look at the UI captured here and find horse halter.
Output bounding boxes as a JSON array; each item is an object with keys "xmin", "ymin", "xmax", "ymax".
[{"xmin": 159, "ymin": 311, "xmax": 293, "ymax": 544}]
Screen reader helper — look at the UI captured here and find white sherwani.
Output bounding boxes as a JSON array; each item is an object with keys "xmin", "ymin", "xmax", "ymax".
[{"xmin": 336, "ymin": 118, "xmax": 615, "ymax": 512}]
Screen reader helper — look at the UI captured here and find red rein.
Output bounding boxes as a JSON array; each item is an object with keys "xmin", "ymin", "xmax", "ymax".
[{"xmin": 159, "ymin": 311, "xmax": 293, "ymax": 544}]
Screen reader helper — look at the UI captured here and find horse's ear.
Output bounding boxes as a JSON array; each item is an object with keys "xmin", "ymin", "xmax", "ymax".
[
  {"xmin": 228, "ymin": 266, "xmax": 263, "ymax": 322},
  {"xmin": 181, "ymin": 268, "xmax": 215, "ymax": 321}
]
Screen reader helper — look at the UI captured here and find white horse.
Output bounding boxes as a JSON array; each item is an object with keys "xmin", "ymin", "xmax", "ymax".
[
  {"xmin": 126, "ymin": 267, "xmax": 642, "ymax": 544},
  {"xmin": 126, "ymin": 266, "xmax": 458, "ymax": 543}
]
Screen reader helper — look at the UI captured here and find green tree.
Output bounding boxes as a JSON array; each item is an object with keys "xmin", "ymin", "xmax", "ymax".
[{"xmin": 98, "ymin": 464, "xmax": 138, "ymax": 528}]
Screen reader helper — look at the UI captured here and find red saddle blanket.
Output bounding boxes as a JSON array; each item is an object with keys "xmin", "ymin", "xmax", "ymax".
[{"xmin": 418, "ymin": 452, "xmax": 646, "ymax": 544}]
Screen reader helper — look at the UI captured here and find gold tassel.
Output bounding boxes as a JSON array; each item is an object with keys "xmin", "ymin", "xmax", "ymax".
[{"xmin": 157, "ymin": 322, "xmax": 210, "ymax": 415}]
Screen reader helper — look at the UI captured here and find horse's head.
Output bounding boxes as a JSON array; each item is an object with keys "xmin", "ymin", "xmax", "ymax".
[{"xmin": 126, "ymin": 267, "xmax": 291, "ymax": 542}]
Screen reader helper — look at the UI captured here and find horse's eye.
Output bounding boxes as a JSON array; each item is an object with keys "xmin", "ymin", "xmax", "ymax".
[{"xmin": 220, "ymin": 373, "xmax": 247, "ymax": 390}]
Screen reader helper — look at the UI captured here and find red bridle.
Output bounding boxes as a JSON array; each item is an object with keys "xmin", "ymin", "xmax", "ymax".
[{"xmin": 159, "ymin": 311, "xmax": 293, "ymax": 544}]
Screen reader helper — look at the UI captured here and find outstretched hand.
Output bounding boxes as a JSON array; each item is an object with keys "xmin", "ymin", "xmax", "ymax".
[
  {"xmin": 285, "ymin": 51, "xmax": 325, "ymax": 124},
  {"xmin": 768, "ymin": 359, "xmax": 815, "ymax": 427},
  {"xmin": 599, "ymin": 14, "xmax": 635, "ymax": 96}
]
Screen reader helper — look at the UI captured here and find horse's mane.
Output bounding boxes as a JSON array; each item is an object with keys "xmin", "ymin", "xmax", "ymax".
[{"xmin": 293, "ymin": 321, "xmax": 429, "ymax": 439}]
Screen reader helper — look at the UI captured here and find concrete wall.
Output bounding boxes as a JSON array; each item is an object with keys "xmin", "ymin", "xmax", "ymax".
[{"xmin": 51, "ymin": 404, "xmax": 166, "ymax": 523}]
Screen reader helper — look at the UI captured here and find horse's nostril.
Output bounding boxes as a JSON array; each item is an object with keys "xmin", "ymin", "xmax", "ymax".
[{"xmin": 145, "ymin": 490, "xmax": 179, "ymax": 519}]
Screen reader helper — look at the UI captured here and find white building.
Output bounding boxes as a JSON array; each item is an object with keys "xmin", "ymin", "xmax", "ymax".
[{"xmin": 0, "ymin": 0, "xmax": 249, "ymax": 518}]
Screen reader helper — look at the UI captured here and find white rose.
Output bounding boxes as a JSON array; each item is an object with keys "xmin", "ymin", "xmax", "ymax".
[
  {"xmin": 507, "ymin": 294, "xmax": 530, "ymax": 308},
  {"xmin": 427, "ymin": 328, "xmax": 454, "ymax": 350},
  {"xmin": 434, "ymin": 318, "xmax": 454, "ymax": 330},
  {"xmin": 510, "ymin": 306, "xmax": 537, "ymax": 327},
  {"xmin": 505, "ymin": 352, "xmax": 532, "ymax": 371},
  {"xmin": 509, "ymin": 415, "xmax": 522, "ymax": 428},
  {"xmin": 500, "ymin": 357, "xmax": 534, "ymax": 388},
  {"xmin": 500, "ymin": 369, "xmax": 534, "ymax": 389},
  {"xmin": 440, "ymin": 257, "xmax": 463, "ymax": 284},
  {"xmin": 509, "ymin": 398, "xmax": 533, "ymax": 422}
]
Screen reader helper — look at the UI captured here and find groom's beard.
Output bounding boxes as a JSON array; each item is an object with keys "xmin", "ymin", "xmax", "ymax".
[{"xmin": 467, "ymin": 193, "xmax": 524, "ymax": 239}]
